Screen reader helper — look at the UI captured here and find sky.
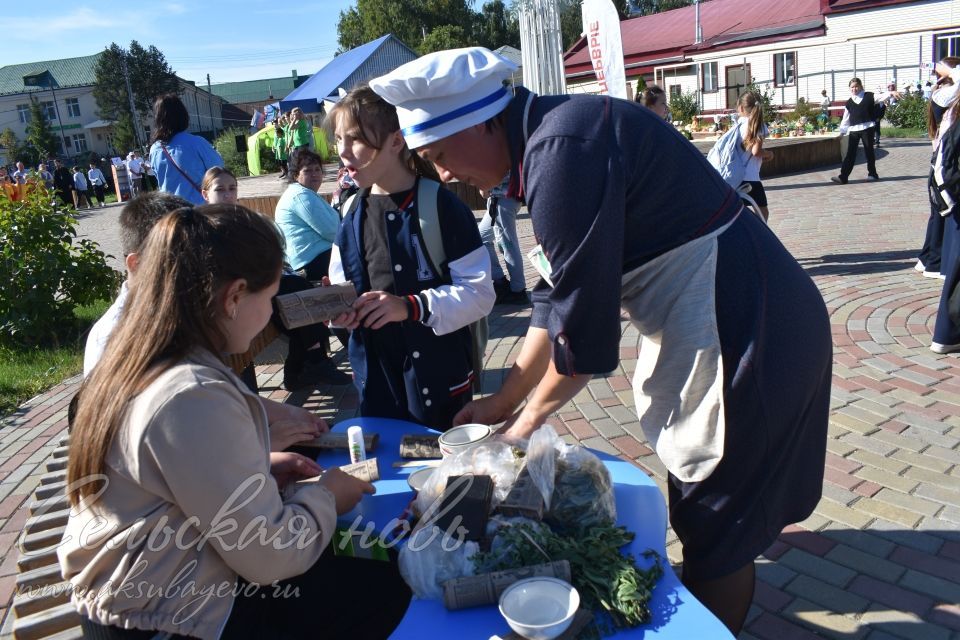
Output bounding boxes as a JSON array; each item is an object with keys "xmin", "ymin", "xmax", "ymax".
[{"xmin": 2, "ymin": 1, "xmax": 359, "ymax": 86}]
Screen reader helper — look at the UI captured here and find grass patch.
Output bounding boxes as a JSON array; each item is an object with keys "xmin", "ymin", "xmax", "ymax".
[
  {"xmin": 0, "ymin": 298, "xmax": 111, "ymax": 418},
  {"xmin": 880, "ymin": 127, "xmax": 926, "ymax": 138}
]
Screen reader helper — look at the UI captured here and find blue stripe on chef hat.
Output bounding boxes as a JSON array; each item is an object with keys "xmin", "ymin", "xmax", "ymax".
[{"xmin": 370, "ymin": 47, "xmax": 517, "ymax": 149}]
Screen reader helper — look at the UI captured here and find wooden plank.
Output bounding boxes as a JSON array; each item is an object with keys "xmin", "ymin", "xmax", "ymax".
[
  {"xmin": 35, "ymin": 482, "xmax": 66, "ymax": 501},
  {"xmin": 17, "ymin": 564, "xmax": 65, "ymax": 591},
  {"xmin": 17, "ymin": 545, "xmax": 59, "ymax": 573},
  {"xmin": 30, "ymin": 495, "xmax": 69, "ymax": 517},
  {"xmin": 12, "ymin": 602, "xmax": 81, "ymax": 640},
  {"xmin": 25, "ymin": 509, "xmax": 70, "ymax": 534},
  {"xmin": 12, "ymin": 581, "xmax": 71, "ymax": 618},
  {"xmin": 20, "ymin": 526, "xmax": 66, "ymax": 553}
]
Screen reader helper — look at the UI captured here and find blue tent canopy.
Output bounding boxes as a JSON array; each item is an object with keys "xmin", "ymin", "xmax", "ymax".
[{"xmin": 279, "ymin": 34, "xmax": 416, "ymax": 112}]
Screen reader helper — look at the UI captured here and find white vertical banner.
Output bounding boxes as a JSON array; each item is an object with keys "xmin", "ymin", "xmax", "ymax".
[{"xmin": 581, "ymin": 0, "xmax": 627, "ymax": 99}]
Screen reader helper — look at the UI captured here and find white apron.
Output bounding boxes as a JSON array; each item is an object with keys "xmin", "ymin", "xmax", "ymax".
[{"xmin": 621, "ymin": 217, "xmax": 737, "ymax": 482}]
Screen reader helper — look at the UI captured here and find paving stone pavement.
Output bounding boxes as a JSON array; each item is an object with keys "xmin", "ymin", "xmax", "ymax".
[{"xmin": 3, "ymin": 139, "xmax": 960, "ymax": 638}]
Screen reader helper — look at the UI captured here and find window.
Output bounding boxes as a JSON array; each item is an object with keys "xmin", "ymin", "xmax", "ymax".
[
  {"xmin": 702, "ymin": 62, "xmax": 718, "ymax": 93},
  {"xmin": 669, "ymin": 84, "xmax": 682, "ymax": 99},
  {"xmin": 774, "ymin": 52, "xmax": 796, "ymax": 87},
  {"xmin": 40, "ymin": 101, "xmax": 56, "ymax": 121},
  {"xmin": 65, "ymin": 98, "xmax": 80, "ymax": 118},
  {"xmin": 72, "ymin": 134, "xmax": 88, "ymax": 154},
  {"xmin": 936, "ymin": 31, "xmax": 960, "ymax": 60},
  {"xmin": 17, "ymin": 104, "xmax": 30, "ymax": 123}
]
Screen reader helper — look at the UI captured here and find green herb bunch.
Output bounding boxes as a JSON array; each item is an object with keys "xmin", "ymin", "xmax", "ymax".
[{"xmin": 473, "ymin": 521, "xmax": 663, "ymax": 632}]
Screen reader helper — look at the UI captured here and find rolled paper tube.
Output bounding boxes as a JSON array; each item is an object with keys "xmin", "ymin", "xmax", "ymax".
[{"xmin": 441, "ymin": 560, "xmax": 571, "ymax": 610}]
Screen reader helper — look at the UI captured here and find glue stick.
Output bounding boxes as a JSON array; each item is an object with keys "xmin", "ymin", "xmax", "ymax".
[{"xmin": 347, "ymin": 426, "xmax": 365, "ymax": 464}]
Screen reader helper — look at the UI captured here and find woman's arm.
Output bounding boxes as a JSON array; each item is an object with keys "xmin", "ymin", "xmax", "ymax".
[{"xmin": 294, "ymin": 192, "xmax": 340, "ymax": 242}]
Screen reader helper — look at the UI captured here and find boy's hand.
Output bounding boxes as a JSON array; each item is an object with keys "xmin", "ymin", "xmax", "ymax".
[{"xmin": 353, "ymin": 291, "xmax": 409, "ymax": 329}]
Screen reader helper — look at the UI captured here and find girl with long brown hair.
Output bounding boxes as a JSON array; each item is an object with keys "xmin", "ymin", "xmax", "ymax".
[
  {"xmin": 60, "ymin": 205, "xmax": 410, "ymax": 639},
  {"xmin": 736, "ymin": 91, "xmax": 774, "ymax": 221},
  {"xmin": 324, "ymin": 86, "xmax": 494, "ymax": 430}
]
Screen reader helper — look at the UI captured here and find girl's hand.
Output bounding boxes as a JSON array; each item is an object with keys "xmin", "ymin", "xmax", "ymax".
[
  {"xmin": 763, "ymin": 150, "xmax": 775, "ymax": 161},
  {"xmin": 270, "ymin": 452, "xmax": 322, "ymax": 490},
  {"xmin": 318, "ymin": 468, "xmax": 376, "ymax": 514},
  {"xmin": 268, "ymin": 405, "xmax": 327, "ymax": 451},
  {"xmin": 353, "ymin": 291, "xmax": 409, "ymax": 329}
]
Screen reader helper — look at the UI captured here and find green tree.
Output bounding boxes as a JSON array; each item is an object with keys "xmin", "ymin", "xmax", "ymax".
[
  {"xmin": 0, "ymin": 129, "xmax": 28, "ymax": 165},
  {"xmin": 93, "ymin": 41, "xmax": 179, "ymax": 148},
  {"xmin": 626, "ymin": 0, "xmax": 693, "ymax": 16},
  {"xmin": 420, "ymin": 24, "xmax": 472, "ymax": 53},
  {"xmin": 477, "ymin": 0, "xmax": 520, "ymax": 49},
  {"xmin": 25, "ymin": 99, "xmax": 57, "ymax": 160},
  {"xmin": 112, "ymin": 112, "xmax": 137, "ymax": 157},
  {"xmin": 336, "ymin": 0, "xmax": 480, "ymax": 53}
]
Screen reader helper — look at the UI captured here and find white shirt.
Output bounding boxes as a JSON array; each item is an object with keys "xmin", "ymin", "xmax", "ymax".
[
  {"xmin": 83, "ymin": 282, "xmax": 128, "ymax": 376},
  {"xmin": 737, "ymin": 117, "xmax": 769, "ymax": 182},
  {"xmin": 126, "ymin": 157, "xmax": 143, "ymax": 178},
  {"xmin": 87, "ymin": 167, "xmax": 107, "ymax": 186}
]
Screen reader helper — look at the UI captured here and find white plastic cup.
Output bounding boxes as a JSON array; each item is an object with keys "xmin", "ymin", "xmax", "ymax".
[{"xmin": 347, "ymin": 426, "xmax": 365, "ymax": 464}]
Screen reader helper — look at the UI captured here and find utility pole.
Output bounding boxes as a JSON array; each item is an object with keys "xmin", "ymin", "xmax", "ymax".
[
  {"xmin": 120, "ymin": 53, "xmax": 143, "ymax": 151},
  {"xmin": 207, "ymin": 73, "xmax": 216, "ymax": 135}
]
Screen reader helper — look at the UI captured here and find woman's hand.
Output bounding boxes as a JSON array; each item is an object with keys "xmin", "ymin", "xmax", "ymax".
[
  {"xmin": 318, "ymin": 468, "xmax": 376, "ymax": 515},
  {"xmin": 269, "ymin": 452, "xmax": 322, "ymax": 490},
  {"xmin": 353, "ymin": 291, "xmax": 409, "ymax": 329},
  {"xmin": 263, "ymin": 400, "xmax": 328, "ymax": 451},
  {"xmin": 494, "ymin": 410, "xmax": 541, "ymax": 444},
  {"xmin": 453, "ymin": 392, "xmax": 518, "ymax": 428}
]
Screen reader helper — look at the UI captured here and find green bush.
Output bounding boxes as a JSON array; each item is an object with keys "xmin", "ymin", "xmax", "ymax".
[
  {"xmin": 213, "ymin": 127, "xmax": 251, "ymax": 178},
  {"xmin": 669, "ymin": 90, "xmax": 700, "ymax": 124},
  {"xmin": 886, "ymin": 93, "xmax": 928, "ymax": 130},
  {"xmin": 0, "ymin": 184, "xmax": 120, "ymax": 346}
]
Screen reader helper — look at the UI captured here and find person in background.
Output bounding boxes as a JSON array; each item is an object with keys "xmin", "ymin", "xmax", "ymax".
[
  {"xmin": 831, "ymin": 77, "xmax": 882, "ymax": 184},
  {"xmin": 820, "ymin": 89, "xmax": 831, "ymax": 116},
  {"xmin": 274, "ymin": 121, "xmax": 289, "ymax": 180},
  {"xmin": 52, "ymin": 159, "xmax": 74, "ymax": 208},
  {"xmin": 481, "ymin": 175, "xmax": 528, "ymax": 305},
  {"xmin": 63, "ymin": 203, "xmax": 410, "ymax": 640},
  {"xmin": 37, "ymin": 163, "xmax": 54, "ymax": 191},
  {"xmin": 71, "ymin": 166, "xmax": 91, "ymax": 209},
  {"xmin": 11, "ymin": 161, "xmax": 28, "ymax": 184},
  {"xmin": 916, "ymin": 57, "xmax": 960, "ymax": 279},
  {"xmin": 639, "ymin": 85, "xmax": 670, "ymax": 120},
  {"xmin": 87, "ymin": 162, "xmax": 108, "ymax": 208},
  {"xmin": 125, "ymin": 152, "xmax": 143, "ymax": 197},
  {"xmin": 371, "ymin": 47, "xmax": 831, "ymax": 634},
  {"xmin": 736, "ymin": 91, "xmax": 774, "ymax": 222},
  {"xmin": 287, "ymin": 107, "xmax": 312, "ymax": 160},
  {"xmin": 200, "ymin": 166, "xmax": 239, "ymax": 204},
  {"xmin": 148, "ymin": 93, "xmax": 224, "ymax": 205},
  {"xmin": 273, "ymin": 152, "xmax": 353, "ymax": 389}
]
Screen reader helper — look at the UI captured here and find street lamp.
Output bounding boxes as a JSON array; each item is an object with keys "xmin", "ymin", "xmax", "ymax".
[{"xmin": 22, "ymin": 70, "xmax": 69, "ymax": 158}]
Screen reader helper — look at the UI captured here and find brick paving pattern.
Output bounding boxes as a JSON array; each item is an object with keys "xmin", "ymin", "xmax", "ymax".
[{"xmin": 2, "ymin": 139, "xmax": 959, "ymax": 638}]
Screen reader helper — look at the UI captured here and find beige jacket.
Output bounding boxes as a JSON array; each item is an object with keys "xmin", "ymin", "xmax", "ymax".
[{"xmin": 58, "ymin": 349, "xmax": 338, "ymax": 639}]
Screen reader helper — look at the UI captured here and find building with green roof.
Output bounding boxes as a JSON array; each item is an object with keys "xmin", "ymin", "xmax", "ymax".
[
  {"xmin": 0, "ymin": 52, "xmax": 225, "ymax": 163},
  {"xmin": 208, "ymin": 70, "xmax": 311, "ymax": 116}
]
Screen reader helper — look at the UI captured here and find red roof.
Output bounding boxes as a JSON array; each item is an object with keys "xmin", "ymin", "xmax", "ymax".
[
  {"xmin": 565, "ymin": 0, "xmax": 824, "ymax": 76},
  {"xmin": 820, "ymin": 0, "xmax": 920, "ymax": 14}
]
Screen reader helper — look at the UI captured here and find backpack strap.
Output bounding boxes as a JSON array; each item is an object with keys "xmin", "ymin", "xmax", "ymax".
[{"xmin": 416, "ymin": 178, "xmax": 445, "ymax": 274}]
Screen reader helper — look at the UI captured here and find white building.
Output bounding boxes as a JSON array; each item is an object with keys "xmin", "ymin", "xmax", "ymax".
[
  {"xmin": 564, "ymin": 0, "xmax": 960, "ymax": 115},
  {"xmin": 0, "ymin": 53, "xmax": 225, "ymax": 161}
]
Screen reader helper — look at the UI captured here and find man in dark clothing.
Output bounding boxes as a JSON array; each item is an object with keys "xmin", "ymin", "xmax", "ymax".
[{"xmin": 52, "ymin": 159, "xmax": 74, "ymax": 208}]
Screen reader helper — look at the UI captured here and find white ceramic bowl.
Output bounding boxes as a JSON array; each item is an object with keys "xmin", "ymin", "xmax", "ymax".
[
  {"xmin": 437, "ymin": 423, "xmax": 492, "ymax": 458},
  {"xmin": 498, "ymin": 577, "xmax": 580, "ymax": 640},
  {"xmin": 406, "ymin": 467, "xmax": 435, "ymax": 492}
]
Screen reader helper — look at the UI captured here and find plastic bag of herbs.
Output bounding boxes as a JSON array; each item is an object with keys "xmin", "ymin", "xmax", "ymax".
[
  {"xmin": 525, "ymin": 424, "xmax": 617, "ymax": 532},
  {"xmin": 474, "ymin": 517, "xmax": 663, "ymax": 637}
]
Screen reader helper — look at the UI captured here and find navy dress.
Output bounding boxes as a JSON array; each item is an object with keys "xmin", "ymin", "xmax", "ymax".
[{"xmin": 504, "ymin": 88, "xmax": 832, "ymax": 579}]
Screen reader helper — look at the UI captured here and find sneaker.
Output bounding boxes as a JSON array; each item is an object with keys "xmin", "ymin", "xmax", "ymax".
[
  {"xmin": 868, "ymin": 175, "xmax": 880, "ymax": 181},
  {"xmin": 914, "ymin": 260, "xmax": 925, "ymax": 273},
  {"xmin": 930, "ymin": 341, "xmax": 960, "ymax": 354},
  {"xmin": 922, "ymin": 270, "xmax": 943, "ymax": 279},
  {"xmin": 493, "ymin": 277, "xmax": 511, "ymax": 294},
  {"xmin": 830, "ymin": 176, "xmax": 847, "ymax": 185},
  {"xmin": 495, "ymin": 288, "xmax": 530, "ymax": 305}
]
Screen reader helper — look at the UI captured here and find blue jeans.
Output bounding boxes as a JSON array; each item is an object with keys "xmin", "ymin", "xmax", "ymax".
[{"xmin": 479, "ymin": 194, "xmax": 525, "ymax": 291}]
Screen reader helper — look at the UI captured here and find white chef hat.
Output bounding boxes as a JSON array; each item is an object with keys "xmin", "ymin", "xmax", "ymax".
[{"xmin": 369, "ymin": 47, "xmax": 517, "ymax": 149}]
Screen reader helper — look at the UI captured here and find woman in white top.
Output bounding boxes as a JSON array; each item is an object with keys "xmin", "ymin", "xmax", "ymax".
[{"xmin": 736, "ymin": 91, "xmax": 774, "ymax": 222}]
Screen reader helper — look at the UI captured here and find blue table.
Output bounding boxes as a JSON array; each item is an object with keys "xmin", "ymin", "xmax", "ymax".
[{"xmin": 314, "ymin": 418, "xmax": 733, "ymax": 639}]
